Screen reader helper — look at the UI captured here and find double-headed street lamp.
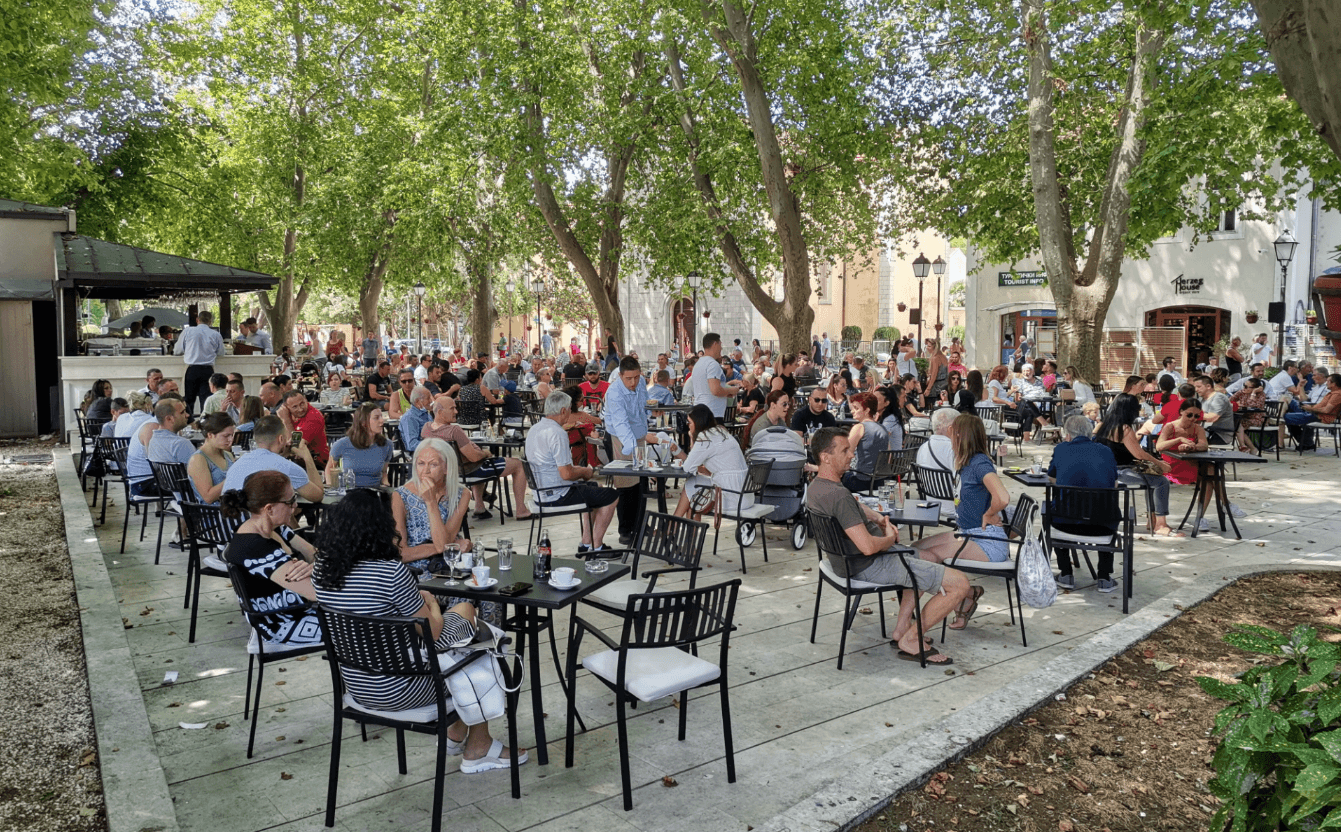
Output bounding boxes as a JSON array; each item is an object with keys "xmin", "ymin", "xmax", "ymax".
[
  {"xmin": 505, "ymin": 277, "xmax": 517, "ymax": 355},
  {"xmin": 912, "ymin": 254, "xmax": 931, "ymax": 350},
  {"xmin": 412, "ymin": 281, "xmax": 426, "ymax": 353},
  {"xmin": 530, "ymin": 270, "xmax": 545, "ymax": 354},
  {"xmin": 686, "ymin": 271, "xmax": 702, "ymax": 354},
  {"xmin": 932, "ymin": 255, "xmax": 946, "ymax": 334},
  {"xmin": 1274, "ymin": 230, "xmax": 1298, "ymax": 363}
]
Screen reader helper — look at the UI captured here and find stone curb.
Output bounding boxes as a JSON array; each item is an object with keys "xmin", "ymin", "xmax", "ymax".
[
  {"xmin": 54, "ymin": 452, "xmax": 181, "ymax": 832},
  {"xmin": 754, "ymin": 560, "xmax": 1341, "ymax": 832}
]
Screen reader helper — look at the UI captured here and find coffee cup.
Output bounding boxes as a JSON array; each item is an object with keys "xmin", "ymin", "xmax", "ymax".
[
  {"xmin": 552, "ymin": 566, "xmax": 577, "ymax": 585},
  {"xmin": 471, "ymin": 565, "xmax": 491, "ymax": 586},
  {"xmin": 1030, "ymin": 464, "xmax": 1042, "ymax": 476}
]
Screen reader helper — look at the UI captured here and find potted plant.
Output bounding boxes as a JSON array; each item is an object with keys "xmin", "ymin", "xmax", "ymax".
[
  {"xmin": 702, "ymin": 310, "xmax": 711, "ymax": 319},
  {"xmin": 1245, "ymin": 310, "xmax": 1259, "ymax": 324},
  {"xmin": 897, "ymin": 302, "xmax": 907, "ymax": 312},
  {"xmin": 1307, "ymin": 309, "xmax": 1318, "ymax": 324}
]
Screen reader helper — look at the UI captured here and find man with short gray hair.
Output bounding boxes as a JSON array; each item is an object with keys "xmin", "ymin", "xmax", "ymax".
[
  {"xmin": 399, "ymin": 385, "xmax": 433, "ymax": 453},
  {"xmin": 1046, "ymin": 412, "xmax": 1120, "ymax": 592},
  {"xmin": 916, "ymin": 408, "xmax": 960, "ymax": 517},
  {"xmin": 524, "ymin": 389, "xmax": 618, "ymax": 551}
]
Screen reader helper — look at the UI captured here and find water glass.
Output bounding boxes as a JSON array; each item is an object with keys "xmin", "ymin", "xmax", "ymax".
[
  {"xmin": 497, "ymin": 537, "xmax": 513, "ymax": 571},
  {"xmin": 341, "ymin": 468, "xmax": 356, "ymax": 493},
  {"xmin": 442, "ymin": 544, "xmax": 461, "ymax": 586}
]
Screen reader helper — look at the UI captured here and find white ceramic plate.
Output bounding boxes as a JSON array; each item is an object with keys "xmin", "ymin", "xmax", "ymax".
[
  {"xmin": 461, "ymin": 577, "xmax": 499, "ymax": 590},
  {"xmin": 548, "ymin": 577, "xmax": 581, "ymax": 591}
]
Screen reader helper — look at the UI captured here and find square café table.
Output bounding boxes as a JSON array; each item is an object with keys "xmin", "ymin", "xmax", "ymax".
[
  {"xmin": 421, "ymin": 553, "xmax": 630, "ymax": 777},
  {"xmin": 1167, "ymin": 449, "xmax": 1267, "ymax": 539}
]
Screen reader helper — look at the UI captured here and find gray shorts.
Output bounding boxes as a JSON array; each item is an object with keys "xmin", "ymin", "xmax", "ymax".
[{"xmin": 849, "ymin": 551, "xmax": 945, "ymax": 594}]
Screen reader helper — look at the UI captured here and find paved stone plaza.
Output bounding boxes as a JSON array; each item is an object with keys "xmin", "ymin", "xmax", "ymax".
[{"xmin": 57, "ymin": 446, "xmax": 1341, "ymax": 832}]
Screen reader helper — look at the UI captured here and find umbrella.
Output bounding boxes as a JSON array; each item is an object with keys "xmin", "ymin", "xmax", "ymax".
[{"xmin": 107, "ymin": 307, "xmax": 191, "ymax": 330}]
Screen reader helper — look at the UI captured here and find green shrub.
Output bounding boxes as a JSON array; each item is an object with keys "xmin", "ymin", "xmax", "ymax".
[
  {"xmin": 947, "ymin": 325, "xmax": 965, "ymax": 341},
  {"xmin": 874, "ymin": 326, "xmax": 900, "ymax": 342},
  {"xmin": 841, "ymin": 325, "xmax": 862, "ymax": 342},
  {"xmin": 1198, "ymin": 623, "xmax": 1341, "ymax": 832}
]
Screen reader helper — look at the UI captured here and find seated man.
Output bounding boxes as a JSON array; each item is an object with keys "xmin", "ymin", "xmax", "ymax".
[
  {"xmin": 790, "ymin": 387, "xmax": 838, "ymax": 433},
  {"xmin": 365, "ymin": 360, "xmax": 393, "ymax": 405},
  {"xmin": 201, "ymin": 373, "xmax": 230, "ymax": 414},
  {"xmin": 579, "ymin": 363, "xmax": 610, "ymax": 408},
  {"xmin": 1046, "ymin": 415, "xmax": 1121, "ymax": 591},
  {"xmin": 421, "ymin": 395, "xmax": 531, "ymax": 521},
  {"xmin": 1193, "ymin": 375, "xmax": 1235, "ymax": 446},
  {"xmin": 914, "ymin": 407, "xmax": 959, "ymax": 518},
  {"xmin": 524, "ymin": 389, "xmax": 618, "ymax": 552},
  {"xmin": 646, "ymin": 369, "xmax": 677, "ymax": 406},
  {"xmin": 1266, "ymin": 360, "xmax": 1302, "ymax": 402},
  {"xmin": 807, "ymin": 427, "xmax": 969, "ymax": 665},
  {"xmin": 1285, "ymin": 372, "xmax": 1341, "ymax": 451},
  {"xmin": 398, "ymin": 385, "xmax": 433, "ymax": 454},
  {"xmin": 387, "ymin": 369, "xmax": 417, "ymax": 418},
  {"xmin": 278, "ymin": 390, "xmax": 330, "ymax": 467},
  {"xmin": 223, "ymin": 415, "xmax": 324, "ymax": 503}
]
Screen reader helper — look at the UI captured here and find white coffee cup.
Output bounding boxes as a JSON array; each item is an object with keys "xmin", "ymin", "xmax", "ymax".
[
  {"xmin": 552, "ymin": 567, "xmax": 576, "ymax": 585},
  {"xmin": 471, "ymin": 565, "xmax": 490, "ymax": 586},
  {"xmin": 1030, "ymin": 464, "xmax": 1042, "ymax": 475}
]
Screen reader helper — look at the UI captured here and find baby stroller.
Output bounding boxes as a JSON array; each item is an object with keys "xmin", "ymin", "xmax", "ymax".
[{"xmin": 744, "ymin": 426, "xmax": 812, "ymax": 550}]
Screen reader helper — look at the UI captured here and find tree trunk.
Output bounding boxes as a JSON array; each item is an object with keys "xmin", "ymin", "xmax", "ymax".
[
  {"xmin": 1252, "ymin": 0, "xmax": 1341, "ymax": 162},
  {"xmin": 1023, "ymin": 0, "xmax": 1163, "ymax": 382},
  {"xmin": 468, "ymin": 260, "xmax": 496, "ymax": 358},
  {"xmin": 105, "ymin": 299, "xmax": 123, "ymax": 324},
  {"xmin": 356, "ymin": 209, "xmax": 396, "ymax": 348}
]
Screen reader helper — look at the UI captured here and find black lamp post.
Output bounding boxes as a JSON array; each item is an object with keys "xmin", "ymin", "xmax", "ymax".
[
  {"xmin": 688, "ymin": 271, "xmax": 702, "ymax": 347},
  {"xmin": 1274, "ymin": 230, "xmax": 1298, "ymax": 363},
  {"xmin": 530, "ymin": 270, "xmax": 545, "ymax": 353},
  {"xmin": 412, "ymin": 281, "xmax": 426, "ymax": 353},
  {"xmin": 912, "ymin": 254, "xmax": 931, "ymax": 351},
  {"xmin": 505, "ymin": 277, "xmax": 517, "ymax": 355},
  {"xmin": 932, "ymin": 255, "xmax": 947, "ymax": 334}
]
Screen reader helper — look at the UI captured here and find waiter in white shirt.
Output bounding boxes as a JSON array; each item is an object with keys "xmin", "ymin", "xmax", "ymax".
[
  {"xmin": 690, "ymin": 332, "xmax": 742, "ymax": 423},
  {"xmin": 174, "ymin": 310, "xmax": 225, "ymax": 414}
]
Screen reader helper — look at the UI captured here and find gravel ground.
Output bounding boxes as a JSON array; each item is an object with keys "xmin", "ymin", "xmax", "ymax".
[{"xmin": 0, "ymin": 440, "xmax": 107, "ymax": 832}]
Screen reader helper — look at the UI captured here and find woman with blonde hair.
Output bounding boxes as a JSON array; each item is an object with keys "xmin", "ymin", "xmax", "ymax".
[{"xmin": 392, "ymin": 438, "xmax": 472, "ymax": 574}]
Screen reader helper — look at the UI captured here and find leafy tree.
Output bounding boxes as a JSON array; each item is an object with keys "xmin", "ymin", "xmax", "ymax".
[{"xmin": 1251, "ymin": 0, "xmax": 1341, "ymax": 165}]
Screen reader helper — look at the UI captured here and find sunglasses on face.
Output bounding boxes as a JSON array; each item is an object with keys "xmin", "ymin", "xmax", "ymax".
[
  {"xmin": 1184, "ymin": 412, "xmax": 1203, "ymax": 419},
  {"xmin": 273, "ymin": 494, "xmax": 298, "ymax": 508}
]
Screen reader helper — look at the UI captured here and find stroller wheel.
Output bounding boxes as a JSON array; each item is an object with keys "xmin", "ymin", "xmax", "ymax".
[
  {"xmin": 791, "ymin": 522, "xmax": 808, "ymax": 550},
  {"xmin": 735, "ymin": 522, "xmax": 757, "ymax": 547}
]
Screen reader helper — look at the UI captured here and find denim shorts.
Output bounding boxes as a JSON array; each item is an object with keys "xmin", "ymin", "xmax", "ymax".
[{"xmin": 964, "ymin": 524, "xmax": 1010, "ymax": 562}]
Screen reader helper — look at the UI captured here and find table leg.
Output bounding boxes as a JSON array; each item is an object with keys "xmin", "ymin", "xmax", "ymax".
[
  {"xmin": 523, "ymin": 606, "xmax": 549, "ymax": 765},
  {"xmin": 1213, "ymin": 463, "xmax": 1242, "ymax": 539},
  {"xmin": 1179, "ymin": 473, "xmax": 1205, "ymax": 537}
]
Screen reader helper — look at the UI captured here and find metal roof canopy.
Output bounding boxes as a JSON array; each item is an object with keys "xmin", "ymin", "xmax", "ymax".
[{"xmin": 54, "ymin": 233, "xmax": 277, "ymax": 300}]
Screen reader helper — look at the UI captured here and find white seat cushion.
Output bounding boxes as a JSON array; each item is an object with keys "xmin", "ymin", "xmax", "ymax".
[
  {"xmin": 203, "ymin": 554, "xmax": 229, "ymax": 572},
  {"xmin": 950, "ymin": 558, "xmax": 1016, "ymax": 572},
  {"xmin": 584, "ymin": 579, "xmax": 664, "ymax": 610},
  {"xmin": 729, "ymin": 503, "xmax": 774, "ymax": 520},
  {"xmin": 583, "ymin": 647, "xmax": 721, "ymax": 703},
  {"xmin": 817, "ymin": 558, "xmax": 886, "ymax": 591},
  {"xmin": 342, "ymin": 691, "xmax": 438, "ymax": 723},
  {"xmin": 248, "ymin": 628, "xmax": 323, "ymax": 656},
  {"xmin": 1048, "ymin": 529, "xmax": 1117, "ymax": 546},
  {"xmin": 1307, "ymin": 422, "xmax": 1341, "ymax": 430},
  {"xmin": 528, "ymin": 497, "xmax": 589, "ymax": 516}
]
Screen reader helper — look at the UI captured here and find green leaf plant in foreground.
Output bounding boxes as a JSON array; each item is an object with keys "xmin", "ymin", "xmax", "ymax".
[{"xmin": 1197, "ymin": 623, "xmax": 1341, "ymax": 832}]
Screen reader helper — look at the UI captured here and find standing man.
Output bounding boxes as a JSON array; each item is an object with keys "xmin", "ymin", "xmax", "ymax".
[
  {"xmin": 820, "ymin": 332, "xmax": 832, "ymax": 368},
  {"xmin": 690, "ymin": 333, "xmax": 741, "ymax": 423},
  {"xmin": 174, "ymin": 310, "xmax": 224, "ymax": 415},
  {"xmin": 1249, "ymin": 332, "xmax": 1275, "ymax": 367},
  {"xmin": 240, "ymin": 317, "xmax": 273, "ymax": 354},
  {"xmin": 360, "ymin": 331, "xmax": 380, "ymax": 369},
  {"xmin": 601, "ymin": 357, "xmax": 665, "ymax": 546},
  {"xmin": 541, "ymin": 328, "xmax": 553, "ymax": 357}
]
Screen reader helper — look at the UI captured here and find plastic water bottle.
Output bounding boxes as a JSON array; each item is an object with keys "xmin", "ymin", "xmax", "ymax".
[{"xmin": 996, "ymin": 441, "xmax": 1007, "ymax": 464}]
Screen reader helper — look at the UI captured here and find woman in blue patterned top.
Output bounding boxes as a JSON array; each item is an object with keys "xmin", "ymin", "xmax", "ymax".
[
  {"xmin": 324, "ymin": 403, "xmax": 393, "ymax": 487},
  {"xmin": 313, "ymin": 488, "xmax": 526, "ymax": 773}
]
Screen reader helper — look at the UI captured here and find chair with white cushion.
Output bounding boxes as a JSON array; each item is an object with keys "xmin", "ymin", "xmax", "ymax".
[
  {"xmin": 520, "ymin": 460, "xmax": 591, "ymax": 555},
  {"xmin": 942, "ymin": 493, "xmax": 1038, "ymax": 646},
  {"xmin": 1041, "ymin": 484, "xmax": 1136, "ymax": 613},
  {"xmin": 704, "ymin": 459, "xmax": 774, "ymax": 573},
  {"xmin": 809, "ymin": 514, "xmax": 928, "ymax": 670},
  {"xmin": 564, "ymin": 579, "xmax": 742, "ymax": 811},
  {"xmin": 581, "ymin": 511, "xmax": 708, "ymax": 616},
  {"xmin": 148, "ymin": 459, "xmax": 191, "ymax": 565}
]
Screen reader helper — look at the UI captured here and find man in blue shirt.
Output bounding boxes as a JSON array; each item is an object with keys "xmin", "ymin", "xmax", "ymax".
[
  {"xmin": 223, "ymin": 416, "xmax": 324, "ymax": 503},
  {"xmin": 1046, "ymin": 414, "xmax": 1120, "ymax": 592},
  {"xmin": 606, "ymin": 356, "xmax": 668, "ymax": 545},
  {"xmin": 646, "ymin": 370, "xmax": 677, "ymax": 406}
]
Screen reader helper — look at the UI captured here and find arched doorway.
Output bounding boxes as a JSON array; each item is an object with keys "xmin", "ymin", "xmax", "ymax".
[
  {"xmin": 1145, "ymin": 306, "xmax": 1230, "ymax": 374},
  {"xmin": 672, "ymin": 297, "xmax": 696, "ymax": 358}
]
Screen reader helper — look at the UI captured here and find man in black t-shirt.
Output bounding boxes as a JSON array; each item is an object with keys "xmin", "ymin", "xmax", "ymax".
[
  {"xmin": 790, "ymin": 387, "xmax": 839, "ymax": 432},
  {"xmin": 563, "ymin": 355, "xmax": 586, "ymax": 381},
  {"xmin": 365, "ymin": 361, "xmax": 392, "ymax": 405}
]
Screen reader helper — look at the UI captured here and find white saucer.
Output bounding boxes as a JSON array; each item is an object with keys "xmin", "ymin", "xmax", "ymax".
[
  {"xmin": 548, "ymin": 577, "xmax": 581, "ymax": 591},
  {"xmin": 462, "ymin": 577, "xmax": 499, "ymax": 590}
]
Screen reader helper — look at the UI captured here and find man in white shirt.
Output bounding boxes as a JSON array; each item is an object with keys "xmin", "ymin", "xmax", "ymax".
[
  {"xmin": 523, "ymin": 389, "xmax": 618, "ymax": 552},
  {"xmin": 689, "ymin": 332, "xmax": 741, "ymax": 421},
  {"xmin": 1248, "ymin": 332, "xmax": 1274, "ymax": 367},
  {"xmin": 140, "ymin": 368, "xmax": 164, "ymax": 405},
  {"xmin": 1227, "ymin": 362, "xmax": 1266, "ymax": 395},
  {"xmin": 1266, "ymin": 361, "xmax": 1302, "ymax": 402},
  {"xmin": 413, "ymin": 354, "xmax": 432, "ymax": 382},
  {"xmin": 240, "ymin": 317, "xmax": 273, "ymax": 354},
  {"xmin": 915, "ymin": 408, "xmax": 959, "ymax": 518},
  {"xmin": 174, "ymin": 310, "xmax": 225, "ymax": 414},
  {"xmin": 1156, "ymin": 356, "xmax": 1183, "ymax": 386}
]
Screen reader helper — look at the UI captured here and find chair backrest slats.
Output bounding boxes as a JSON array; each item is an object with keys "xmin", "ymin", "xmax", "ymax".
[
  {"xmin": 316, "ymin": 606, "xmax": 440, "ymax": 679},
  {"xmin": 914, "ymin": 464, "xmax": 956, "ymax": 502},
  {"xmin": 629, "ymin": 511, "xmax": 709, "ymax": 579},
  {"xmin": 622, "ymin": 579, "xmax": 741, "ymax": 651},
  {"xmin": 741, "ymin": 460, "xmax": 773, "ymax": 495}
]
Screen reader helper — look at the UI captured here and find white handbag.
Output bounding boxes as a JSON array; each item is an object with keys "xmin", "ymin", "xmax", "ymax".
[
  {"xmin": 1017, "ymin": 534, "xmax": 1058, "ymax": 609},
  {"xmin": 442, "ymin": 621, "xmax": 521, "ymax": 724}
]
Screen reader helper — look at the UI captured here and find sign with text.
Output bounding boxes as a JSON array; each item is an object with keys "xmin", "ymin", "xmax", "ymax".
[
  {"xmin": 999, "ymin": 270, "xmax": 1047, "ymax": 287},
  {"xmin": 1171, "ymin": 273, "xmax": 1204, "ymax": 295}
]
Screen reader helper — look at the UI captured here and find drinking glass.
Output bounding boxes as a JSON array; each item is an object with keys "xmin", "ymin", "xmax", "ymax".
[
  {"xmin": 497, "ymin": 537, "xmax": 513, "ymax": 571},
  {"xmin": 442, "ymin": 544, "xmax": 461, "ymax": 586}
]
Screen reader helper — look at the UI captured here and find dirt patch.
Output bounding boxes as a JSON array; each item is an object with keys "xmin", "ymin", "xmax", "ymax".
[
  {"xmin": 856, "ymin": 571, "xmax": 1341, "ymax": 832},
  {"xmin": 0, "ymin": 441, "xmax": 107, "ymax": 831}
]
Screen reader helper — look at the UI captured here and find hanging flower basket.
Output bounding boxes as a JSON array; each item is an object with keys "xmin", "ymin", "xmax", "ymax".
[
  {"xmin": 1245, "ymin": 311, "xmax": 1259, "ymax": 324},
  {"xmin": 545, "ymin": 313, "xmax": 553, "ymax": 321},
  {"xmin": 702, "ymin": 310, "xmax": 712, "ymax": 319},
  {"xmin": 897, "ymin": 302, "xmax": 907, "ymax": 312}
]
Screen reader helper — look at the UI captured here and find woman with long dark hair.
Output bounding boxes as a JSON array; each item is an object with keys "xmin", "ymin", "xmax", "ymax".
[
  {"xmin": 940, "ymin": 370, "xmax": 974, "ymax": 413},
  {"xmin": 221, "ymin": 470, "xmax": 321, "ymax": 647},
  {"xmin": 1095, "ymin": 393, "xmax": 1179, "ymax": 537},
  {"xmin": 673, "ymin": 404, "xmax": 750, "ymax": 519},
  {"xmin": 966, "ymin": 370, "xmax": 987, "ymax": 412},
  {"xmin": 325, "ymin": 402, "xmax": 392, "ymax": 487},
  {"xmin": 313, "ymin": 489, "xmax": 526, "ymax": 773},
  {"xmin": 188, "ymin": 412, "xmax": 237, "ymax": 503},
  {"xmin": 84, "ymin": 379, "xmax": 114, "ymax": 419},
  {"xmin": 874, "ymin": 386, "xmax": 904, "ymax": 450}
]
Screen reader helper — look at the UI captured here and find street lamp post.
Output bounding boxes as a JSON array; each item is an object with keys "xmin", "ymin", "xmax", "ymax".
[
  {"xmin": 912, "ymin": 254, "xmax": 931, "ymax": 352},
  {"xmin": 505, "ymin": 278, "xmax": 517, "ymax": 355},
  {"xmin": 932, "ymin": 255, "xmax": 947, "ymax": 334},
  {"xmin": 412, "ymin": 281, "xmax": 426, "ymax": 354},
  {"xmin": 530, "ymin": 272, "xmax": 545, "ymax": 354},
  {"xmin": 687, "ymin": 271, "xmax": 702, "ymax": 352},
  {"xmin": 1274, "ymin": 230, "xmax": 1298, "ymax": 363}
]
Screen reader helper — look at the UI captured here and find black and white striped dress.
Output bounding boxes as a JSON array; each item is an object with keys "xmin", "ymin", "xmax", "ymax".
[{"xmin": 315, "ymin": 559, "xmax": 475, "ymax": 711}]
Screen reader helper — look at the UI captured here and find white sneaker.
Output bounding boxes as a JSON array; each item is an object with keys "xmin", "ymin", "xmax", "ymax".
[
  {"xmin": 1197, "ymin": 517, "xmax": 1210, "ymax": 532},
  {"xmin": 1228, "ymin": 503, "xmax": 1247, "ymax": 518}
]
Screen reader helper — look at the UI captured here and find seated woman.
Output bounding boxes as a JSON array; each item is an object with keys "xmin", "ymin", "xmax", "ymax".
[
  {"xmin": 235, "ymin": 395, "xmax": 265, "ymax": 433},
  {"xmin": 910, "ymin": 413, "xmax": 1004, "ymax": 627},
  {"xmin": 392, "ymin": 438, "xmax": 473, "ymax": 576},
  {"xmin": 743, "ymin": 389, "xmax": 790, "ymax": 448},
  {"xmin": 1156, "ymin": 398, "xmax": 1208, "ymax": 486},
  {"xmin": 561, "ymin": 385, "xmax": 603, "ymax": 466},
  {"xmin": 326, "ymin": 402, "xmax": 393, "ymax": 487},
  {"xmin": 842, "ymin": 392, "xmax": 889, "ymax": 493},
  {"xmin": 318, "ymin": 371, "xmax": 352, "ymax": 407},
  {"xmin": 84, "ymin": 379, "xmax": 114, "ymax": 420},
  {"xmin": 825, "ymin": 376, "xmax": 848, "ymax": 414},
  {"xmin": 221, "ymin": 470, "xmax": 321, "ymax": 647},
  {"xmin": 1095, "ymin": 393, "xmax": 1181, "ymax": 538},
  {"xmin": 313, "ymin": 488, "xmax": 525, "ymax": 773},
  {"xmin": 901, "ymin": 374, "xmax": 928, "ymax": 428},
  {"xmin": 938, "ymin": 371, "xmax": 973, "ymax": 413},
  {"xmin": 1231, "ymin": 377, "xmax": 1267, "ymax": 451},
  {"xmin": 673, "ymin": 404, "xmax": 750, "ymax": 520},
  {"xmin": 874, "ymin": 386, "xmax": 904, "ymax": 450},
  {"xmin": 188, "ymin": 412, "xmax": 237, "ymax": 503}
]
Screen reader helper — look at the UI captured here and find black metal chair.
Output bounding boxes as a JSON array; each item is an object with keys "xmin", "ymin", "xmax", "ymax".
[
  {"xmin": 1245, "ymin": 400, "xmax": 1287, "ymax": 460},
  {"xmin": 564, "ymin": 579, "xmax": 742, "ymax": 811},
  {"xmin": 942, "ymin": 494, "xmax": 1038, "ymax": 646},
  {"xmin": 316, "ymin": 607, "xmax": 522, "ymax": 831},
  {"xmin": 387, "ymin": 460, "xmax": 410, "ymax": 487},
  {"xmin": 704, "ymin": 459, "xmax": 774, "ymax": 573},
  {"xmin": 105, "ymin": 440, "xmax": 163, "ymax": 554},
  {"xmin": 869, "ymin": 448, "xmax": 916, "ymax": 496},
  {"xmin": 93, "ymin": 436, "xmax": 130, "ymax": 526},
  {"xmin": 148, "ymin": 460, "xmax": 191, "ymax": 565},
  {"xmin": 234, "ymin": 429, "xmax": 254, "ymax": 451},
  {"xmin": 809, "ymin": 514, "xmax": 927, "ymax": 669},
  {"xmin": 902, "ymin": 432, "xmax": 929, "ymax": 454},
  {"xmin": 1041, "ymin": 484, "xmax": 1137, "ymax": 613},
  {"xmin": 520, "ymin": 460, "xmax": 591, "ymax": 555},
  {"xmin": 74, "ymin": 410, "xmax": 106, "ymax": 492},
  {"xmin": 179, "ymin": 501, "xmax": 241, "ymax": 642},
  {"xmin": 580, "ymin": 511, "xmax": 709, "ymax": 615},
  {"xmin": 913, "ymin": 464, "xmax": 958, "ymax": 529}
]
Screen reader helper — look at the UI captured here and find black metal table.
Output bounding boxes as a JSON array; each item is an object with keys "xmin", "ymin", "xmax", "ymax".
[
  {"xmin": 1168, "ymin": 450, "xmax": 1268, "ymax": 538},
  {"xmin": 1002, "ymin": 468, "xmax": 1050, "ymax": 488},
  {"xmin": 597, "ymin": 461, "xmax": 688, "ymax": 519},
  {"xmin": 422, "ymin": 554, "xmax": 630, "ymax": 773}
]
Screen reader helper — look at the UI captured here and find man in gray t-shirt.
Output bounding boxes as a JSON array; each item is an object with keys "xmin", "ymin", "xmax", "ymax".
[
  {"xmin": 689, "ymin": 332, "xmax": 741, "ymax": 420},
  {"xmin": 805, "ymin": 428, "xmax": 968, "ymax": 665},
  {"xmin": 1193, "ymin": 376, "xmax": 1235, "ymax": 445}
]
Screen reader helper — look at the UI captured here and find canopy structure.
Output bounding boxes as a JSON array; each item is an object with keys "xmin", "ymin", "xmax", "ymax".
[{"xmin": 55, "ymin": 233, "xmax": 275, "ymax": 300}]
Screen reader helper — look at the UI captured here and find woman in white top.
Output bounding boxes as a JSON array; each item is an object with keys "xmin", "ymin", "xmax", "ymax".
[
  {"xmin": 1061, "ymin": 366, "xmax": 1095, "ymax": 404},
  {"xmin": 673, "ymin": 404, "xmax": 751, "ymax": 520},
  {"xmin": 986, "ymin": 365, "xmax": 1015, "ymax": 408},
  {"xmin": 896, "ymin": 339, "xmax": 919, "ymax": 377}
]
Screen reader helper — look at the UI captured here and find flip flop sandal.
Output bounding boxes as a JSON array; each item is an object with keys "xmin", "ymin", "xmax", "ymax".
[
  {"xmin": 949, "ymin": 586, "xmax": 985, "ymax": 630},
  {"xmin": 1151, "ymin": 528, "xmax": 1185, "ymax": 539},
  {"xmin": 890, "ymin": 635, "xmax": 936, "ymax": 650},
  {"xmin": 460, "ymin": 739, "xmax": 529, "ymax": 774},
  {"xmin": 896, "ymin": 648, "xmax": 954, "ymax": 665}
]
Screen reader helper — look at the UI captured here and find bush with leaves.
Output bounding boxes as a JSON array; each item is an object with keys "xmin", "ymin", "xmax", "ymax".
[
  {"xmin": 841, "ymin": 325, "xmax": 862, "ymax": 342},
  {"xmin": 1197, "ymin": 623, "xmax": 1341, "ymax": 832},
  {"xmin": 874, "ymin": 326, "xmax": 900, "ymax": 342}
]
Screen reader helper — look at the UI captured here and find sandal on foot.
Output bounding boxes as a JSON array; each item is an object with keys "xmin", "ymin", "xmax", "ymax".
[
  {"xmin": 949, "ymin": 586, "xmax": 985, "ymax": 630},
  {"xmin": 460, "ymin": 739, "xmax": 528, "ymax": 774},
  {"xmin": 444, "ymin": 734, "xmax": 466, "ymax": 756},
  {"xmin": 890, "ymin": 635, "xmax": 936, "ymax": 650},
  {"xmin": 1151, "ymin": 527, "xmax": 1185, "ymax": 539},
  {"xmin": 896, "ymin": 648, "xmax": 953, "ymax": 665}
]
